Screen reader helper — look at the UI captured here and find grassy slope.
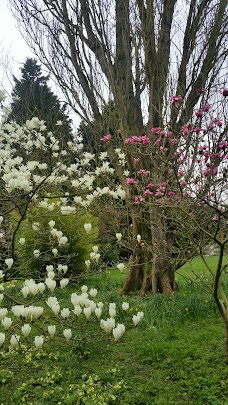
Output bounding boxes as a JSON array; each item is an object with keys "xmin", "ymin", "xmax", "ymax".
[{"xmin": 0, "ymin": 256, "xmax": 228, "ymax": 404}]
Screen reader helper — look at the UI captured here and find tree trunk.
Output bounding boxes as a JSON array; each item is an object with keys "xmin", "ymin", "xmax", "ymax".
[{"xmin": 121, "ymin": 205, "xmax": 177, "ymax": 296}]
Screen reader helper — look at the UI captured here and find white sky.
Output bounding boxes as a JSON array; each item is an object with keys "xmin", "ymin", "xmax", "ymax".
[
  {"xmin": 0, "ymin": 0, "xmax": 79, "ymax": 127},
  {"xmin": 0, "ymin": 0, "xmax": 35, "ymax": 95}
]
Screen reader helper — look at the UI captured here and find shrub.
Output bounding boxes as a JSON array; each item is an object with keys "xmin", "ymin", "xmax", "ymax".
[{"xmin": 14, "ymin": 203, "xmax": 98, "ymax": 279}]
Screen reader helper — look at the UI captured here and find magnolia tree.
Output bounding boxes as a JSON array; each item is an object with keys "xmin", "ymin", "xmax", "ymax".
[
  {"xmin": 0, "ymin": 87, "xmax": 227, "ymax": 360},
  {"xmin": 0, "ymin": 91, "xmax": 144, "ymax": 353}
]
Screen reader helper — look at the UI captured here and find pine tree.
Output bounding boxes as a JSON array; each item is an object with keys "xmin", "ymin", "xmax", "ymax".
[{"xmin": 9, "ymin": 58, "xmax": 73, "ymax": 148}]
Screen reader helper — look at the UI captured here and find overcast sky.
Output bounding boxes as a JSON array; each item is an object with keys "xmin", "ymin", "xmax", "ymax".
[{"xmin": 0, "ymin": 0, "xmax": 35, "ymax": 95}]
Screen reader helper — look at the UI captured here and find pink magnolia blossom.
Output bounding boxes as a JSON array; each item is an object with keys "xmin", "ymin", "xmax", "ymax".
[
  {"xmin": 168, "ymin": 191, "xmax": 175, "ymax": 197},
  {"xmin": 171, "ymin": 95, "xmax": 183, "ymax": 107},
  {"xmin": 212, "ymin": 215, "xmax": 219, "ymax": 221},
  {"xmin": 144, "ymin": 189, "xmax": 152, "ymax": 196},
  {"xmin": 170, "ymin": 139, "xmax": 179, "ymax": 145},
  {"xmin": 155, "ymin": 139, "xmax": 161, "ymax": 145},
  {"xmin": 167, "ymin": 131, "xmax": 173, "ymax": 138},
  {"xmin": 135, "ymin": 196, "xmax": 145, "ymax": 204},
  {"xmin": 101, "ymin": 134, "xmax": 111, "ymax": 142},
  {"xmin": 147, "ymin": 183, "xmax": 154, "ymax": 189},
  {"xmin": 201, "ymin": 104, "xmax": 211, "ymax": 112},
  {"xmin": 222, "ymin": 89, "xmax": 228, "ymax": 97},
  {"xmin": 140, "ymin": 242, "xmax": 145, "ymax": 248},
  {"xmin": 138, "ymin": 169, "xmax": 150, "ymax": 175},
  {"xmin": 151, "ymin": 127, "xmax": 161, "ymax": 134},
  {"xmin": 182, "ymin": 124, "xmax": 191, "ymax": 136},
  {"xmin": 195, "ymin": 111, "xmax": 203, "ymax": 118},
  {"xmin": 193, "ymin": 127, "xmax": 201, "ymax": 134},
  {"xmin": 126, "ymin": 177, "xmax": 136, "ymax": 185},
  {"xmin": 134, "ymin": 158, "xmax": 140, "ymax": 164},
  {"xmin": 196, "ymin": 88, "xmax": 205, "ymax": 94},
  {"xmin": 141, "ymin": 135, "xmax": 150, "ymax": 144}
]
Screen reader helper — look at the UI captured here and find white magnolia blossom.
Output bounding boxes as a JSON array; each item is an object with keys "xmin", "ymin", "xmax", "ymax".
[
  {"xmin": 63, "ymin": 328, "xmax": 72, "ymax": 341},
  {"xmin": 0, "ymin": 333, "xmax": 5, "ymax": 348},
  {"xmin": 1, "ymin": 317, "xmax": 13, "ymax": 330},
  {"xmin": 116, "ymin": 233, "xmax": 122, "ymax": 242},
  {"xmin": 117, "ymin": 263, "xmax": 125, "ymax": 272},
  {"xmin": 122, "ymin": 302, "xmax": 129, "ymax": 311},
  {"xmin": 48, "ymin": 325, "xmax": 56, "ymax": 337},
  {"xmin": 21, "ymin": 324, "xmax": 31, "ymax": 337},
  {"xmin": 0, "ymin": 308, "xmax": 8, "ymax": 320},
  {"xmin": 60, "ymin": 278, "xmax": 69, "ymax": 289},
  {"xmin": 61, "ymin": 308, "xmax": 70, "ymax": 319},
  {"xmin": 34, "ymin": 336, "xmax": 44, "ymax": 349},
  {"xmin": 84, "ymin": 223, "xmax": 92, "ymax": 233},
  {"xmin": 10, "ymin": 335, "xmax": 20, "ymax": 349},
  {"xmin": 113, "ymin": 324, "xmax": 126, "ymax": 341},
  {"xmin": 5, "ymin": 258, "xmax": 14, "ymax": 269}
]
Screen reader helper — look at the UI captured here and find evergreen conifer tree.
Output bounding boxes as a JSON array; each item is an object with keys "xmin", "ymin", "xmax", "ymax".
[{"xmin": 9, "ymin": 58, "xmax": 73, "ymax": 148}]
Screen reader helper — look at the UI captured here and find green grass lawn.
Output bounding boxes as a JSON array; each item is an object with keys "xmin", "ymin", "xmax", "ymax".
[{"xmin": 0, "ymin": 256, "xmax": 228, "ymax": 404}]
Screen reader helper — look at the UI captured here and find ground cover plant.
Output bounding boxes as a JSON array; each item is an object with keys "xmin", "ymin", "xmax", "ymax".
[{"xmin": 0, "ymin": 256, "xmax": 227, "ymax": 404}]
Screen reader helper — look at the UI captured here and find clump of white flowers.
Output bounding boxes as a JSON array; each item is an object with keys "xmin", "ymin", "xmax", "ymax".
[{"xmin": 0, "ymin": 279, "xmax": 144, "ymax": 351}]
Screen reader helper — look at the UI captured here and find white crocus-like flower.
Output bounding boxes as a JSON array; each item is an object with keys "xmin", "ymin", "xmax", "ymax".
[
  {"xmin": 73, "ymin": 305, "xmax": 82, "ymax": 317},
  {"xmin": 21, "ymin": 285, "xmax": 30, "ymax": 298},
  {"xmin": 46, "ymin": 265, "xmax": 54, "ymax": 272},
  {"xmin": 116, "ymin": 233, "xmax": 122, "ymax": 242},
  {"xmin": 10, "ymin": 335, "xmax": 20, "ymax": 349},
  {"xmin": 122, "ymin": 302, "xmax": 129, "ymax": 311},
  {"xmin": 83, "ymin": 306, "xmax": 92, "ymax": 319},
  {"xmin": 21, "ymin": 324, "xmax": 31, "ymax": 337},
  {"xmin": 61, "ymin": 308, "xmax": 70, "ymax": 319},
  {"xmin": 95, "ymin": 307, "xmax": 102, "ymax": 319},
  {"xmin": 49, "ymin": 220, "xmax": 55, "ymax": 229},
  {"xmin": 132, "ymin": 315, "xmax": 141, "ymax": 326},
  {"xmin": 33, "ymin": 249, "xmax": 40, "ymax": 258},
  {"xmin": 45, "ymin": 278, "xmax": 56, "ymax": 291},
  {"xmin": 0, "ymin": 333, "xmax": 5, "ymax": 348},
  {"xmin": 60, "ymin": 278, "xmax": 69, "ymax": 289},
  {"xmin": 137, "ymin": 234, "xmax": 142, "ymax": 243},
  {"xmin": 58, "ymin": 236, "xmax": 68, "ymax": 246},
  {"xmin": 81, "ymin": 285, "xmax": 88, "ymax": 293},
  {"xmin": 34, "ymin": 336, "xmax": 44, "ymax": 349},
  {"xmin": 84, "ymin": 223, "xmax": 92, "ymax": 233},
  {"xmin": 5, "ymin": 258, "xmax": 14, "ymax": 269},
  {"xmin": 52, "ymin": 248, "xmax": 58, "ymax": 256},
  {"xmin": 109, "ymin": 308, "xmax": 116, "ymax": 318},
  {"xmin": 113, "ymin": 324, "xmax": 126, "ymax": 341},
  {"xmin": 51, "ymin": 304, "xmax": 60, "ymax": 316},
  {"xmin": 48, "ymin": 325, "xmax": 56, "ymax": 337},
  {"xmin": 0, "ymin": 216, "xmax": 4, "ymax": 226},
  {"xmin": 0, "ymin": 308, "xmax": 8, "ymax": 321},
  {"xmin": 117, "ymin": 263, "xmax": 125, "ymax": 272},
  {"xmin": 63, "ymin": 328, "xmax": 72, "ymax": 341},
  {"xmin": 85, "ymin": 260, "xmax": 91, "ymax": 268},
  {"xmin": 137, "ymin": 311, "xmax": 144, "ymax": 321},
  {"xmin": 89, "ymin": 288, "xmax": 98, "ymax": 298},
  {"xmin": 1, "ymin": 317, "xmax": 12, "ymax": 330},
  {"xmin": 46, "ymin": 296, "xmax": 58, "ymax": 307},
  {"xmin": 19, "ymin": 238, "xmax": 26, "ymax": 245},
  {"xmin": 97, "ymin": 302, "xmax": 104, "ymax": 309}
]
